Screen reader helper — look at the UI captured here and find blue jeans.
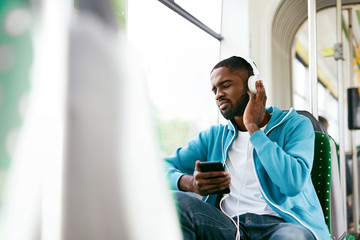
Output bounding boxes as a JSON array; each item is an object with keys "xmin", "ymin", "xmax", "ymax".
[{"xmin": 175, "ymin": 191, "xmax": 315, "ymax": 240}]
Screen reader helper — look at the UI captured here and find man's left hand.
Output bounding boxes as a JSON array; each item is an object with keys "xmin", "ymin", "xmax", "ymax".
[{"xmin": 243, "ymin": 80, "xmax": 267, "ymax": 135}]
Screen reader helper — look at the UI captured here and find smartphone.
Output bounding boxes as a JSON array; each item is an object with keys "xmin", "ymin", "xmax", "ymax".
[
  {"xmin": 199, "ymin": 161, "xmax": 226, "ymax": 172},
  {"xmin": 198, "ymin": 161, "xmax": 230, "ymax": 194}
]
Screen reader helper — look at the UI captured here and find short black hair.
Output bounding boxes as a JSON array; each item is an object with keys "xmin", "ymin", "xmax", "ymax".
[
  {"xmin": 211, "ymin": 56, "xmax": 254, "ymax": 76},
  {"xmin": 318, "ymin": 116, "xmax": 328, "ymax": 127}
]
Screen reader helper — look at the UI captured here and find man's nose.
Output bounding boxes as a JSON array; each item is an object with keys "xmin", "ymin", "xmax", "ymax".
[{"xmin": 215, "ymin": 89, "xmax": 225, "ymax": 100}]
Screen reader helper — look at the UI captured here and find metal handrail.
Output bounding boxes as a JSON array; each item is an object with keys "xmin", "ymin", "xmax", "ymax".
[{"xmin": 158, "ymin": 0, "xmax": 223, "ymax": 41}]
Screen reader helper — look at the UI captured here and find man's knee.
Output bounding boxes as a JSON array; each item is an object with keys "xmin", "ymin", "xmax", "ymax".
[
  {"xmin": 174, "ymin": 191, "xmax": 202, "ymax": 212},
  {"xmin": 269, "ymin": 223, "xmax": 315, "ymax": 240},
  {"xmin": 175, "ymin": 191, "xmax": 194, "ymax": 202}
]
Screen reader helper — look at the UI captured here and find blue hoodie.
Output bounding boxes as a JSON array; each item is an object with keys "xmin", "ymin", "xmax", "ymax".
[{"xmin": 164, "ymin": 106, "xmax": 330, "ymax": 239}]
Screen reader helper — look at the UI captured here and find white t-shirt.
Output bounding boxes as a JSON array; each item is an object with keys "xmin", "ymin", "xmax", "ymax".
[{"xmin": 222, "ymin": 130, "xmax": 280, "ymax": 218}]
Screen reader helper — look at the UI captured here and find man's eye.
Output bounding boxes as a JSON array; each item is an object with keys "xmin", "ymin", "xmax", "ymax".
[{"xmin": 223, "ymin": 84, "xmax": 230, "ymax": 88}]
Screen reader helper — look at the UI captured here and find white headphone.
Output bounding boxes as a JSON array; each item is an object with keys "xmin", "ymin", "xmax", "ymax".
[{"xmin": 243, "ymin": 57, "xmax": 261, "ymax": 94}]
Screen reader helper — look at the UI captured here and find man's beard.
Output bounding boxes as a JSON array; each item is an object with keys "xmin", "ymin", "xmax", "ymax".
[{"xmin": 220, "ymin": 94, "xmax": 249, "ymax": 120}]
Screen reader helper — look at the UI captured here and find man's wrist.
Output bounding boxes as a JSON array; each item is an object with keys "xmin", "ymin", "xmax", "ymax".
[
  {"xmin": 178, "ymin": 174, "xmax": 196, "ymax": 192},
  {"xmin": 246, "ymin": 123, "xmax": 260, "ymax": 135}
]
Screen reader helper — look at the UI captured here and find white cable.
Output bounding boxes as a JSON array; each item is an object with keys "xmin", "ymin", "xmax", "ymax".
[
  {"xmin": 219, "ymin": 195, "xmax": 240, "ymax": 240},
  {"xmin": 220, "ymin": 140, "xmax": 251, "ymax": 240}
]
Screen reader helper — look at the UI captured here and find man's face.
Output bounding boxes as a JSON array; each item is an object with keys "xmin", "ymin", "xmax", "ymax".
[{"xmin": 210, "ymin": 67, "xmax": 249, "ymax": 120}]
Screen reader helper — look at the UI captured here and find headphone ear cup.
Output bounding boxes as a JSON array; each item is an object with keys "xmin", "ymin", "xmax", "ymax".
[{"xmin": 248, "ymin": 76, "xmax": 258, "ymax": 94}]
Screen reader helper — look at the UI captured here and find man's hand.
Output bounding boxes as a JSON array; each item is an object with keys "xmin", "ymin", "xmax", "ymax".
[
  {"xmin": 178, "ymin": 160, "xmax": 231, "ymax": 196},
  {"xmin": 243, "ymin": 80, "xmax": 267, "ymax": 135}
]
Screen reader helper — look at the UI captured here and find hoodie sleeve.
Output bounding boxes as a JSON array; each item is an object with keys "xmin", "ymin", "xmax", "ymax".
[
  {"xmin": 250, "ymin": 115, "xmax": 315, "ymax": 196},
  {"xmin": 163, "ymin": 127, "xmax": 214, "ymax": 190}
]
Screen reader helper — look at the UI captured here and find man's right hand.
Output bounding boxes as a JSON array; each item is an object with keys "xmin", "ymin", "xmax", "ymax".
[{"xmin": 178, "ymin": 160, "xmax": 231, "ymax": 196}]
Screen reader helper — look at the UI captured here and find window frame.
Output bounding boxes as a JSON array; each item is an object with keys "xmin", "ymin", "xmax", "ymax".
[{"xmin": 158, "ymin": 0, "xmax": 223, "ymax": 41}]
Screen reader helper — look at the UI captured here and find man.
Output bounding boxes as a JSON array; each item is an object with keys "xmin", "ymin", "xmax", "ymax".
[
  {"xmin": 319, "ymin": 115, "xmax": 329, "ymax": 131},
  {"xmin": 164, "ymin": 56, "xmax": 330, "ymax": 239}
]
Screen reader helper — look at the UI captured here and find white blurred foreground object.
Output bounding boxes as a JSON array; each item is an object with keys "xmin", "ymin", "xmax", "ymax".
[
  {"xmin": 64, "ymin": 6, "xmax": 182, "ymax": 240},
  {"xmin": 0, "ymin": 0, "xmax": 182, "ymax": 239},
  {"xmin": 0, "ymin": 0, "xmax": 68, "ymax": 239}
]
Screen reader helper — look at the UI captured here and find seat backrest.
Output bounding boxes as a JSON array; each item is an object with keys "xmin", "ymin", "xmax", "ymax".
[
  {"xmin": 296, "ymin": 110, "xmax": 329, "ymax": 137},
  {"xmin": 295, "ymin": 110, "xmax": 349, "ymax": 239},
  {"xmin": 311, "ymin": 131, "xmax": 332, "ymax": 232}
]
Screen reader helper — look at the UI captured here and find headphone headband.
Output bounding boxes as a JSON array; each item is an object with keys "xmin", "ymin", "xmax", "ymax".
[
  {"xmin": 242, "ymin": 57, "xmax": 259, "ymax": 76},
  {"xmin": 241, "ymin": 56, "xmax": 261, "ymax": 94}
]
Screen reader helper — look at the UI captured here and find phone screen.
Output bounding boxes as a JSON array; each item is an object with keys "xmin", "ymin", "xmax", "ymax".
[
  {"xmin": 198, "ymin": 161, "xmax": 230, "ymax": 194},
  {"xmin": 198, "ymin": 161, "xmax": 225, "ymax": 172}
]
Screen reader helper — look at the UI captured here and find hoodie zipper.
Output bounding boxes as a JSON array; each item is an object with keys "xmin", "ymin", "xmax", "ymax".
[
  {"xmin": 222, "ymin": 121, "xmax": 236, "ymax": 163},
  {"xmin": 204, "ymin": 123, "xmax": 236, "ymax": 204}
]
